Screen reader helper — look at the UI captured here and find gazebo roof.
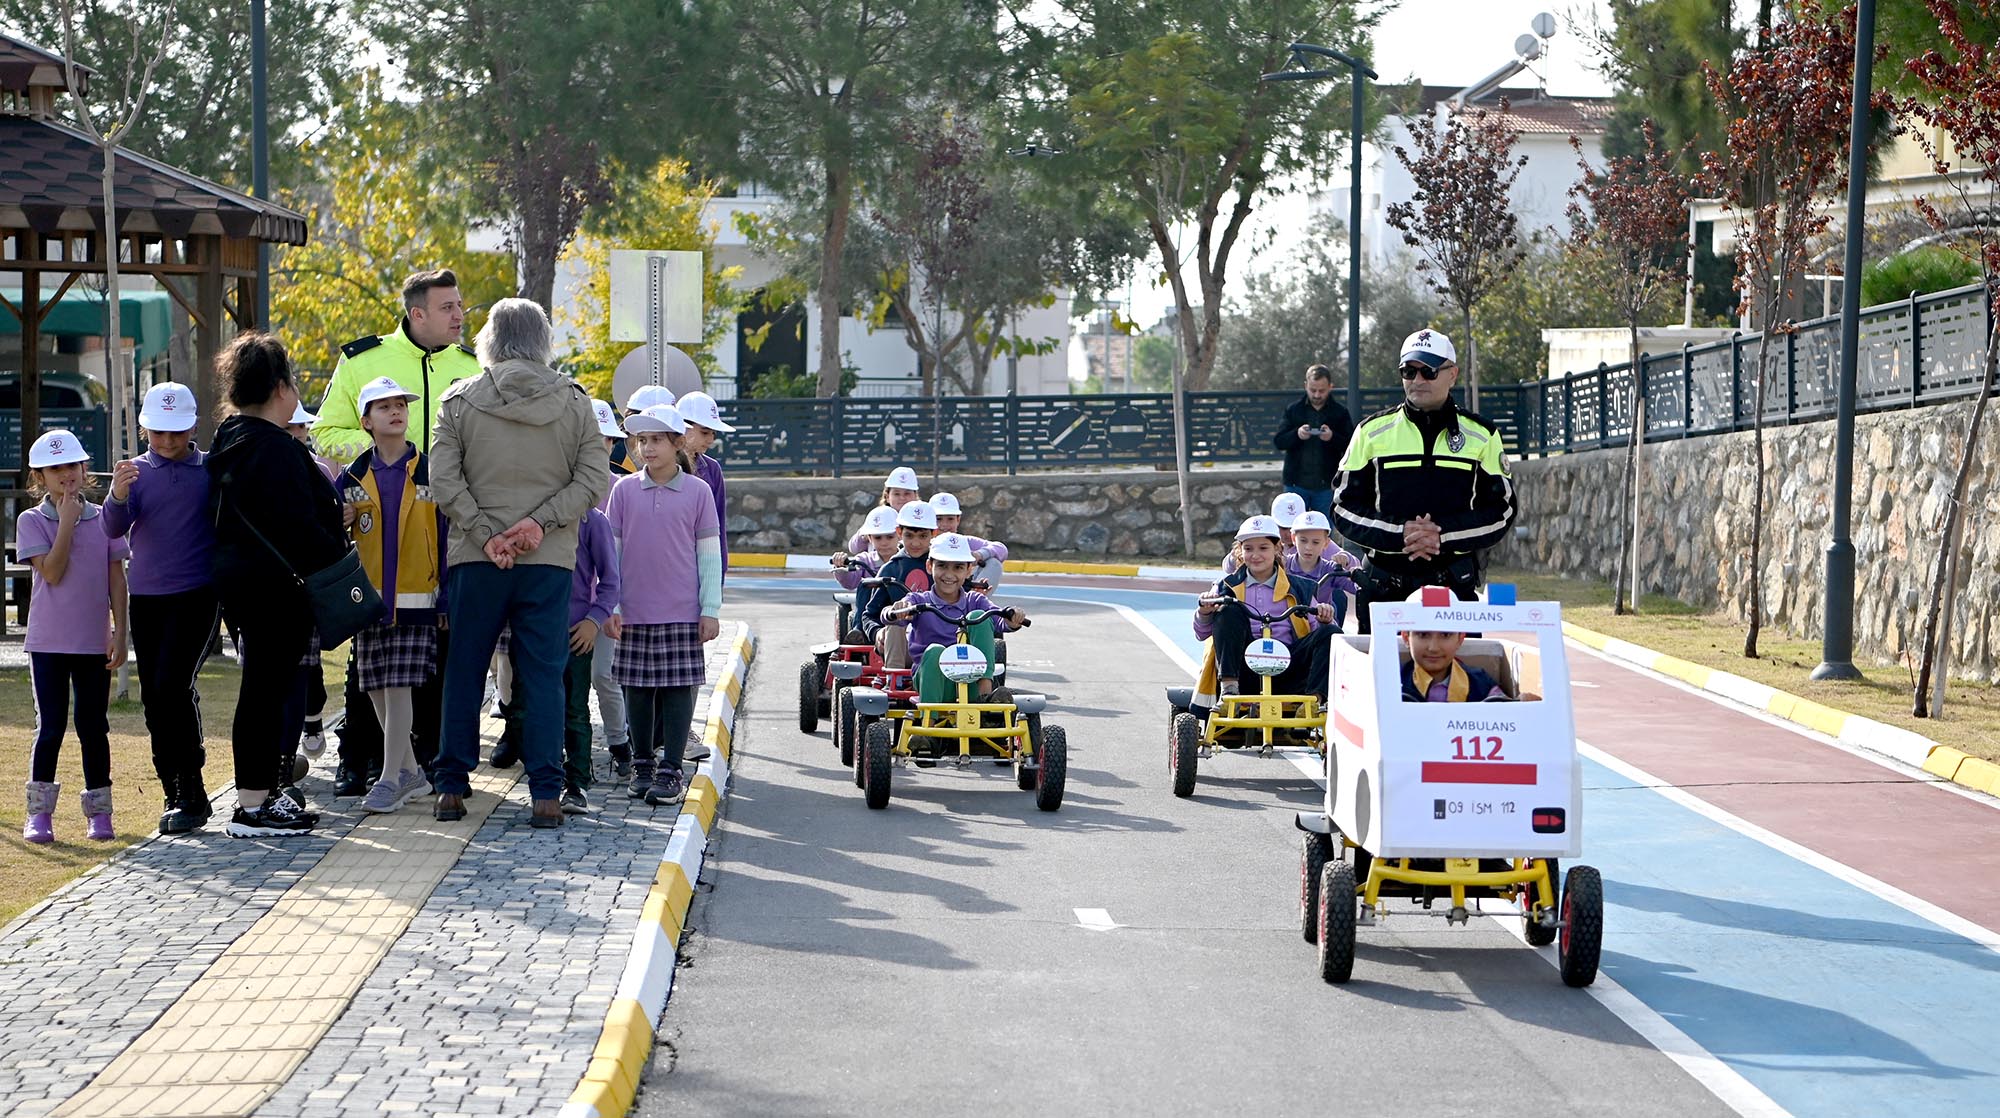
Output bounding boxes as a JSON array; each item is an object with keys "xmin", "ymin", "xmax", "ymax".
[
  {"xmin": 0, "ymin": 115, "xmax": 307, "ymax": 245},
  {"xmin": 0, "ymin": 34, "xmax": 89, "ymax": 96}
]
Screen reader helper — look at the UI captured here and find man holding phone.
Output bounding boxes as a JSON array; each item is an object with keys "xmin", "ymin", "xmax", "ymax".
[
  {"xmin": 1331, "ymin": 330, "xmax": 1516, "ymax": 633},
  {"xmin": 1272, "ymin": 363, "xmax": 1353, "ymax": 517}
]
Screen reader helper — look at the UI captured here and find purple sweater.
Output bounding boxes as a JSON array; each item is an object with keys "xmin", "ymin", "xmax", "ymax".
[
  {"xmin": 570, "ymin": 507, "xmax": 620, "ymax": 628},
  {"xmin": 891, "ymin": 588, "xmax": 1011, "ymax": 659},
  {"xmin": 102, "ymin": 448, "xmax": 213, "ymax": 596},
  {"xmin": 695, "ymin": 454, "xmax": 728, "ymax": 576}
]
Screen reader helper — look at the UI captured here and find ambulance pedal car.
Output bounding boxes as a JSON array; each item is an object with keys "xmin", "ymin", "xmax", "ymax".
[
  {"xmin": 1164, "ymin": 598, "xmax": 1326, "ymax": 799},
  {"xmin": 1295, "ymin": 586, "xmax": 1603, "ymax": 988}
]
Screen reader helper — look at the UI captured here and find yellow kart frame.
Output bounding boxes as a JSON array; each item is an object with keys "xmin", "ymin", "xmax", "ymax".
[{"xmin": 1166, "ymin": 600, "xmax": 1327, "ymax": 799}]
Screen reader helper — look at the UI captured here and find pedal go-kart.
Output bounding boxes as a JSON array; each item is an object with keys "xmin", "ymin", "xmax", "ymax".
[
  {"xmin": 842, "ymin": 601, "xmax": 1066, "ymax": 811},
  {"xmin": 1296, "ymin": 586, "xmax": 1602, "ymax": 988},
  {"xmin": 1164, "ymin": 597, "xmax": 1326, "ymax": 798}
]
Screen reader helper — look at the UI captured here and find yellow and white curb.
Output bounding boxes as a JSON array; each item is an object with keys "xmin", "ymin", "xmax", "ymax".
[
  {"xmin": 560, "ymin": 624, "xmax": 755, "ymax": 1118},
  {"xmin": 733, "ymin": 551, "xmax": 1208, "ymax": 581},
  {"xmin": 1561, "ymin": 621, "xmax": 1975, "ymax": 783}
]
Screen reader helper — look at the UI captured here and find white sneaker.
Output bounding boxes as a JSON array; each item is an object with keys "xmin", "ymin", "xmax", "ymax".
[{"xmin": 300, "ymin": 730, "xmax": 326, "ymax": 757}]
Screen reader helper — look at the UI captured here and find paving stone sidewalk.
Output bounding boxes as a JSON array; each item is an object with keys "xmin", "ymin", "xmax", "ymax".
[{"xmin": 0, "ymin": 630, "xmax": 740, "ymax": 1118}]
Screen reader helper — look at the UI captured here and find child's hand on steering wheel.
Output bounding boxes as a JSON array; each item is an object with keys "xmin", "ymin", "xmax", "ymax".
[
  {"xmin": 1197, "ymin": 595, "xmax": 1223, "ymax": 617},
  {"xmin": 1314, "ymin": 602, "xmax": 1337, "ymax": 626}
]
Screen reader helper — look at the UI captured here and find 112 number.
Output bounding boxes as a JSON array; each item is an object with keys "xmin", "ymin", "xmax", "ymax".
[{"xmin": 1450, "ymin": 735, "xmax": 1505, "ymax": 761}]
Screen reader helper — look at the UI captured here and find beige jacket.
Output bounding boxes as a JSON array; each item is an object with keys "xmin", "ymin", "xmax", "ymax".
[{"xmin": 429, "ymin": 358, "xmax": 607, "ymax": 570}]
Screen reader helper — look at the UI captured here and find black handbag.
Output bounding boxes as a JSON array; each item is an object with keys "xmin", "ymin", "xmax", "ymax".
[{"xmin": 225, "ymin": 492, "xmax": 383, "ymax": 648}]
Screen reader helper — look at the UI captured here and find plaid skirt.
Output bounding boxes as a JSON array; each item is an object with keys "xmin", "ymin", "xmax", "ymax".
[
  {"xmin": 612, "ymin": 622, "xmax": 706, "ymax": 688},
  {"xmin": 495, "ymin": 624, "xmax": 511, "ymax": 656},
  {"xmin": 299, "ymin": 627, "xmax": 321, "ymax": 669},
  {"xmin": 353, "ymin": 621, "xmax": 439, "ymax": 691}
]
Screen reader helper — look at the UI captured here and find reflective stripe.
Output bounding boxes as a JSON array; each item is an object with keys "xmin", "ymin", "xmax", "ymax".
[{"xmin": 395, "ymin": 591, "xmax": 438, "ymax": 609}]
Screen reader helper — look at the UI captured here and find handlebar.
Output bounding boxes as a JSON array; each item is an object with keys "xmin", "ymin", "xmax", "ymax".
[
  {"xmin": 886, "ymin": 600, "xmax": 1029, "ymax": 629},
  {"xmin": 1199, "ymin": 595, "xmax": 1313, "ymax": 626}
]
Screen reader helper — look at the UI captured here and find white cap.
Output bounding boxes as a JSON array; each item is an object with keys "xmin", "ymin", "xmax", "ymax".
[
  {"xmin": 929, "ymin": 491, "xmax": 961, "ymax": 516},
  {"xmin": 675, "ymin": 391, "xmax": 735, "ymax": 433},
  {"xmin": 885, "ymin": 466, "xmax": 920, "ymax": 491},
  {"xmin": 859, "ymin": 506, "xmax": 899, "ymax": 535},
  {"xmin": 1234, "ymin": 514, "xmax": 1282, "ymax": 542},
  {"xmin": 357, "ymin": 376, "xmax": 421, "ymax": 413},
  {"xmin": 623, "ymin": 403, "xmax": 687, "ymax": 435},
  {"xmin": 626, "ymin": 384, "xmax": 677, "ymax": 412},
  {"xmin": 28, "ymin": 429, "xmax": 89, "ymax": 468},
  {"xmin": 1269, "ymin": 492, "xmax": 1307, "ymax": 528},
  {"xmin": 1400, "ymin": 328, "xmax": 1458, "ymax": 370},
  {"xmin": 591, "ymin": 399, "xmax": 625, "ymax": 438},
  {"xmin": 929, "ymin": 532, "xmax": 976, "ymax": 563},
  {"xmin": 896, "ymin": 500, "xmax": 938, "ymax": 530},
  {"xmin": 138, "ymin": 382, "xmax": 198, "ymax": 433},
  {"xmin": 1292, "ymin": 510, "xmax": 1332, "ymax": 533},
  {"xmin": 289, "ymin": 402, "xmax": 318, "ymax": 427}
]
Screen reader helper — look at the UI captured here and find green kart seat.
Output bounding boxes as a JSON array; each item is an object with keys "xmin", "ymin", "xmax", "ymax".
[{"xmin": 917, "ymin": 621, "xmax": 998, "ymax": 704}]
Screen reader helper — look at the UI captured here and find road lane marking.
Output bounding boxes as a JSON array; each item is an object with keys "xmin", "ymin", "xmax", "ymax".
[{"xmin": 1073, "ymin": 908, "xmax": 1124, "ymax": 931}]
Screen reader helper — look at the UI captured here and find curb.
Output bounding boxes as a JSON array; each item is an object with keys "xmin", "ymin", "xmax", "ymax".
[
  {"xmin": 559, "ymin": 624, "xmax": 756, "ymax": 1118},
  {"xmin": 731, "ymin": 551, "xmax": 1209, "ymax": 581},
  {"xmin": 1559, "ymin": 621, "xmax": 1991, "ymax": 793}
]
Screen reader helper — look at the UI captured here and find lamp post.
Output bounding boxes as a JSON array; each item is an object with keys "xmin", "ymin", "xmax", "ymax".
[
  {"xmin": 251, "ymin": 0, "xmax": 270, "ymax": 326},
  {"xmin": 1812, "ymin": 0, "xmax": 1875, "ymax": 682},
  {"xmin": 1264, "ymin": 43, "xmax": 1379, "ymax": 422}
]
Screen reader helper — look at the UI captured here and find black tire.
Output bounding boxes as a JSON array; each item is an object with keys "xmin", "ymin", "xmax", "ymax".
[
  {"xmin": 1524, "ymin": 859, "xmax": 1560, "ymax": 947},
  {"xmin": 1301, "ymin": 832, "xmax": 1334, "ymax": 943},
  {"xmin": 863, "ymin": 720, "xmax": 895, "ymax": 809},
  {"xmin": 835, "ymin": 688, "xmax": 859, "ymax": 768},
  {"xmin": 797, "ymin": 660, "xmax": 820, "ymax": 734},
  {"xmin": 1016, "ymin": 714, "xmax": 1043, "ymax": 790},
  {"xmin": 1033, "ymin": 725, "xmax": 1067, "ymax": 811},
  {"xmin": 814, "ymin": 652, "xmax": 832, "ymax": 716},
  {"xmin": 1558, "ymin": 865, "xmax": 1602, "ymax": 987},
  {"xmin": 851, "ymin": 717, "xmax": 872, "ymax": 787},
  {"xmin": 1317, "ymin": 860, "xmax": 1357, "ymax": 984},
  {"xmin": 1169, "ymin": 712, "xmax": 1200, "ymax": 798}
]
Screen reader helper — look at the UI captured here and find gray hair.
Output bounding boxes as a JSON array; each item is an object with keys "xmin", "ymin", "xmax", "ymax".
[{"xmin": 474, "ymin": 297, "xmax": 553, "ymax": 367}]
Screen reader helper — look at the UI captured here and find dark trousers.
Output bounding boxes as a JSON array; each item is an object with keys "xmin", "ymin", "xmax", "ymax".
[
  {"xmin": 562, "ymin": 647, "xmax": 595, "ymax": 790},
  {"xmin": 221, "ymin": 588, "xmax": 313, "ymax": 791},
  {"xmin": 337, "ymin": 650, "xmax": 383, "ymax": 775},
  {"xmin": 1210, "ymin": 610, "xmax": 1337, "ymax": 698},
  {"xmin": 129, "ymin": 588, "xmax": 218, "ymax": 797},
  {"xmin": 625, "ymin": 685, "xmax": 698, "ymax": 771},
  {"xmin": 30, "ymin": 652, "xmax": 112, "ymax": 788},
  {"xmin": 438, "ymin": 564, "xmax": 569, "ymax": 801},
  {"xmin": 1353, "ymin": 558, "xmax": 1480, "ymax": 635}
]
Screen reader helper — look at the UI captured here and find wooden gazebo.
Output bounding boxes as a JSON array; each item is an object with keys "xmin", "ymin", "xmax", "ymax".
[{"xmin": 0, "ymin": 32, "xmax": 307, "ymax": 465}]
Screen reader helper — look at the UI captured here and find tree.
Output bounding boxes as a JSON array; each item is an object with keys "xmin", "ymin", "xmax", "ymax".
[
  {"xmin": 1702, "ymin": 6, "xmax": 1870, "ymax": 658},
  {"xmin": 1900, "ymin": 0, "xmax": 2000, "ymax": 716},
  {"xmin": 270, "ymin": 76, "xmax": 511, "ymax": 385},
  {"xmin": 866, "ymin": 116, "xmax": 991, "ymax": 399},
  {"xmin": 1209, "ymin": 214, "xmax": 1347, "ymax": 391},
  {"xmin": 1584, "ymin": 0, "xmax": 1745, "ymax": 179},
  {"xmin": 1470, "ymin": 236, "xmax": 1691, "ymax": 386},
  {"xmin": 1569, "ymin": 122, "xmax": 1695, "ymax": 616},
  {"xmin": 1385, "ymin": 99, "xmax": 1528, "ymax": 412}
]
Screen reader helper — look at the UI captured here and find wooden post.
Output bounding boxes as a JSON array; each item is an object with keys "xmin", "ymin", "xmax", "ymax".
[
  {"xmin": 20, "ymin": 268, "xmax": 40, "ymax": 485},
  {"xmin": 194, "ymin": 238, "xmax": 225, "ymax": 448}
]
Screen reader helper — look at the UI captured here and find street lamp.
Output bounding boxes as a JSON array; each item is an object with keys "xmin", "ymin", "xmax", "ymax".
[
  {"xmin": 251, "ymin": 0, "xmax": 270, "ymax": 325},
  {"xmin": 1264, "ymin": 42, "xmax": 1379, "ymax": 422}
]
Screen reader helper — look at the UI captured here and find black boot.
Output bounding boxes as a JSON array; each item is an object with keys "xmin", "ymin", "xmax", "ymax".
[
  {"xmin": 333, "ymin": 764, "xmax": 369, "ymax": 797},
  {"xmin": 181, "ymin": 770, "xmax": 212, "ymax": 826},
  {"xmin": 158, "ymin": 773, "xmax": 189, "ymax": 835},
  {"xmin": 489, "ymin": 700, "xmax": 522, "ymax": 768}
]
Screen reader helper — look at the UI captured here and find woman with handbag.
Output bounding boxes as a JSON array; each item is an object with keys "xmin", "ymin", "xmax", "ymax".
[{"xmin": 207, "ymin": 332, "xmax": 350, "ymax": 837}]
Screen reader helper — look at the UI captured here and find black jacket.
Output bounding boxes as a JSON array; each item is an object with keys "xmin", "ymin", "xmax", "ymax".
[
  {"xmin": 1331, "ymin": 400, "xmax": 1515, "ymax": 583},
  {"xmin": 207, "ymin": 414, "xmax": 348, "ymax": 593},
  {"xmin": 1273, "ymin": 396, "xmax": 1354, "ymax": 489}
]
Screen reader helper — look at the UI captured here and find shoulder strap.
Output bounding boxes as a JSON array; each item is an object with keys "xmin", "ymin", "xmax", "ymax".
[{"xmin": 215, "ymin": 471, "xmax": 302, "ymax": 584}]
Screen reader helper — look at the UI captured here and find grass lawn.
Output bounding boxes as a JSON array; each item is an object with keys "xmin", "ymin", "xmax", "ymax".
[{"xmin": 1492, "ymin": 567, "xmax": 2000, "ymax": 767}]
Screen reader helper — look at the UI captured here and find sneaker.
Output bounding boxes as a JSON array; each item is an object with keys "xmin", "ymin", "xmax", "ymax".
[
  {"xmin": 359, "ymin": 769, "xmax": 426, "ymax": 814},
  {"xmin": 301, "ymin": 730, "xmax": 327, "ymax": 758},
  {"xmin": 560, "ymin": 786, "xmax": 590, "ymax": 815},
  {"xmin": 609, "ymin": 743, "xmax": 633, "ymax": 780},
  {"xmin": 684, "ymin": 731, "xmax": 710, "ymax": 764},
  {"xmin": 279, "ymin": 785, "xmax": 311, "ymax": 814},
  {"xmin": 225, "ymin": 796, "xmax": 318, "ymax": 838},
  {"xmin": 627, "ymin": 759, "xmax": 654, "ymax": 799},
  {"xmin": 1218, "ymin": 679, "xmax": 1240, "ymax": 698},
  {"xmin": 645, "ymin": 767, "xmax": 686, "ymax": 807}
]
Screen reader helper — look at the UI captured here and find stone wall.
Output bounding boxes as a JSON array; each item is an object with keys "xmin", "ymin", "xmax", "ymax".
[
  {"xmin": 1491, "ymin": 399, "xmax": 2000, "ymax": 680},
  {"xmin": 726, "ymin": 468, "xmax": 1287, "ymax": 561}
]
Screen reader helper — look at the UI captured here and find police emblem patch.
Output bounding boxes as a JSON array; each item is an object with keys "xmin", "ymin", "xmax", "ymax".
[
  {"xmin": 358, "ymin": 512, "xmax": 374, "ymax": 534},
  {"xmin": 1447, "ymin": 429, "xmax": 1465, "ymax": 453}
]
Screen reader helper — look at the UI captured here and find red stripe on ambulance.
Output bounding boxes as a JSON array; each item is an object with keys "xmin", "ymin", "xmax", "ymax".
[
  {"xmin": 1420, "ymin": 761, "xmax": 1538, "ymax": 785},
  {"xmin": 1333, "ymin": 709, "xmax": 1368, "ymax": 748}
]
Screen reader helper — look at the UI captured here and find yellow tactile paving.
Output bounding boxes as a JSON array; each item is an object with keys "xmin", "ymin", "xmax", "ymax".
[{"xmin": 52, "ymin": 766, "xmax": 519, "ymax": 1118}]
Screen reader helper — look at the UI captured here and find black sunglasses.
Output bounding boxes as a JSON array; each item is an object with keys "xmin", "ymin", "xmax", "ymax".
[{"xmin": 1400, "ymin": 363, "xmax": 1443, "ymax": 381}]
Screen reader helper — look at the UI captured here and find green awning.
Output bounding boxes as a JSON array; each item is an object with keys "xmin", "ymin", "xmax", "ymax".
[{"xmin": 1, "ymin": 286, "xmax": 175, "ymax": 362}]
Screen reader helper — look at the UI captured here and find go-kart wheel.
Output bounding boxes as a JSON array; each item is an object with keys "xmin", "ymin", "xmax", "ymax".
[
  {"xmin": 1317, "ymin": 860, "xmax": 1357, "ymax": 984},
  {"xmin": 1524, "ymin": 859, "xmax": 1560, "ymax": 947},
  {"xmin": 863, "ymin": 720, "xmax": 895, "ymax": 809},
  {"xmin": 851, "ymin": 717, "xmax": 872, "ymax": 787},
  {"xmin": 1169, "ymin": 712, "xmax": 1201, "ymax": 798},
  {"xmin": 1016, "ymin": 714, "xmax": 1044, "ymax": 790},
  {"xmin": 1558, "ymin": 865, "xmax": 1603, "ymax": 987},
  {"xmin": 835, "ymin": 688, "xmax": 859, "ymax": 768},
  {"xmin": 814, "ymin": 652, "xmax": 832, "ymax": 715},
  {"xmin": 1033, "ymin": 725, "xmax": 1068, "ymax": 812},
  {"xmin": 835, "ymin": 601, "xmax": 851, "ymax": 643},
  {"xmin": 1301, "ymin": 832, "xmax": 1334, "ymax": 944},
  {"xmin": 797, "ymin": 660, "xmax": 821, "ymax": 735}
]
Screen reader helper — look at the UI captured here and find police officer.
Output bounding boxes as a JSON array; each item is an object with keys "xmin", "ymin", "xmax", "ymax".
[
  {"xmin": 311, "ymin": 269, "xmax": 480, "ymax": 460},
  {"xmin": 1332, "ymin": 329, "xmax": 1516, "ymax": 633}
]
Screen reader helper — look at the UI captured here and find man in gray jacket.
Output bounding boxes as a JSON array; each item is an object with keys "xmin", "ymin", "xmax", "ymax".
[{"xmin": 428, "ymin": 298, "xmax": 607, "ymax": 827}]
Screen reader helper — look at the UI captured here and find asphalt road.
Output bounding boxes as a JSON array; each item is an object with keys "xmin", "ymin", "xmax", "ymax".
[{"xmin": 638, "ymin": 589, "xmax": 1733, "ymax": 1117}]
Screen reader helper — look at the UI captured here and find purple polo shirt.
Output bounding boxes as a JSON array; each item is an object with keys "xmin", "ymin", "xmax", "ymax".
[
  {"xmin": 695, "ymin": 453, "xmax": 728, "ymax": 576},
  {"xmin": 605, "ymin": 468, "xmax": 718, "ymax": 624},
  {"xmin": 16, "ymin": 501, "xmax": 130, "ymax": 655},
  {"xmin": 570, "ymin": 507, "xmax": 621, "ymax": 628},
  {"xmin": 101, "ymin": 447, "xmax": 212, "ymax": 596},
  {"xmin": 368, "ymin": 446, "xmax": 412, "ymax": 625},
  {"xmin": 894, "ymin": 587, "xmax": 1010, "ymax": 659},
  {"xmin": 1192, "ymin": 571, "xmax": 1299, "ymax": 648}
]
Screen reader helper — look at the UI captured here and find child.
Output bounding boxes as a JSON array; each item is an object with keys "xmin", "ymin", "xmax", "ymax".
[
  {"xmin": 831, "ymin": 506, "xmax": 899, "ymax": 586},
  {"xmin": 846, "ymin": 466, "xmax": 922, "ymax": 554},
  {"xmin": 614, "ymin": 385, "xmax": 676, "ymax": 474},
  {"xmin": 675, "ymin": 392, "xmax": 735, "ymax": 580},
  {"xmin": 1286, "ymin": 510, "xmax": 1358, "ymax": 631},
  {"xmin": 881, "ymin": 533, "xmax": 1026, "ymax": 697},
  {"xmin": 18, "ymin": 429, "xmax": 130, "ymax": 843},
  {"xmin": 1401, "ymin": 627, "xmax": 1509, "ymax": 703},
  {"xmin": 606, "ymin": 403, "xmax": 722, "ymax": 807},
  {"xmin": 342, "ymin": 377, "xmax": 447, "ymax": 814},
  {"xmin": 856, "ymin": 500, "xmax": 938, "ymax": 668},
  {"xmin": 104, "ymin": 382, "xmax": 217, "ymax": 835},
  {"xmin": 929, "ymin": 492, "xmax": 1008, "ymax": 586},
  {"xmin": 589, "ymin": 399, "xmax": 633, "ymax": 777},
  {"xmin": 1192, "ymin": 516, "xmax": 1337, "ymax": 711},
  {"xmin": 560, "ymin": 504, "xmax": 621, "ymax": 813},
  {"xmin": 1225, "ymin": 492, "xmax": 1308, "ymax": 576}
]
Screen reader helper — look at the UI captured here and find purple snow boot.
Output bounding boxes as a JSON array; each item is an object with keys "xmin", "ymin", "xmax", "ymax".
[
  {"xmin": 82, "ymin": 787, "xmax": 114, "ymax": 841},
  {"xmin": 23, "ymin": 781, "xmax": 58, "ymax": 844}
]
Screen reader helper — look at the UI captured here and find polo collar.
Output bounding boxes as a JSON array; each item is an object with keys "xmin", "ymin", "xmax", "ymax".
[
  {"xmin": 35, "ymin": 497, "xmax": 100, "ymax": 522},
  {"xmin": 639, "ymin": 468, "xmax": 687, "ymax": 491},
  {"xmin": 142, "ymin": 447, "xmax": 204, "ymax": 469}
]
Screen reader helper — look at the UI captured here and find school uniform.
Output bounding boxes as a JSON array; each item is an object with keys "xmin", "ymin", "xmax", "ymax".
[
  {"xmin": 564, "ymin": 509, "xmax": 620, "ymax": 791},
  {"xmin": 1287, "ymin": 556, "xmax": 1358, "ymax": 629},
  {"xmin": 694, "ymin": 453, "xmax": 729, "ymax": 579},
  {"xmin": 1190, "ymin": 565, "xmax": 1336, "ymax": 711},
  {"xmin": 832, "ymin": 549, "xmax": 884, "ymax": 591},
  {"xmin": 17, "ymin": 499, "xmax": 130, "ymax": 791},
  {"xmin": 891, "ymin": 587, "xmax": 1011, "ymax": 663},
  {"xmin": 1400, "ymin": 659, "xmax": 1507, "ymax": 703},
  {"xmin": 591, "ymin": 453, "xmax": 633, "ymax": 756},
  {"xmin": 606, "ymin": 467, "xmax": 721, "ymax": 772},
  {"xmin": 343, "ymin": 445, "xmax": 445, "ymax": 692},
  {"xmin": 102, "ymin": 448, "xmax": 217, "ymax": 806},
  {"xmin": 856, "ymin": 552, "xmax": 934, "ymax": 640}
]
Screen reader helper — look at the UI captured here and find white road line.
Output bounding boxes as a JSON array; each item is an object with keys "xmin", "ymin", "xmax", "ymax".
[{"xmin": 1073, "ymin": 908, "xmax": 1123, "ymax": 931}]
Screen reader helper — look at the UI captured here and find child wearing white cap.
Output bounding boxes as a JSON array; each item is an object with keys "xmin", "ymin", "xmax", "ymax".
[
  {"xmin": 1223, "ymin": 491, "xmax": 1308, "ymax": 576},
  {"xmin": 1190, "ymin": 515, "xmax": 1338, "ymax": 710},
  {"xmin": 928, "ymin": 492, "xmax": 1008, "ymax": 585},
  {"xmin": 855, "ymin": 500, "xmax": 939, "ymax": 667},
  {"xmin": 844, "ymin": 466, "xmax": 923, "ymax": 554},
  {"xmin": 1286, "ymin": 510, "xmax": 1358, "ymax": 630},
  {"xmin": 674, "ymin": 391, "xmax": 735, "ymax": 580},
  {"xmin": 103, "ymin": 382, "xmax": 221, "ymax": 834},
  {"xmin": 18, "ymin": 429, "xmax": 130, "ymax": 844},
  {"xmin": 880, "ymin": 532, "xmax": 1027, "ymax": 697}
]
